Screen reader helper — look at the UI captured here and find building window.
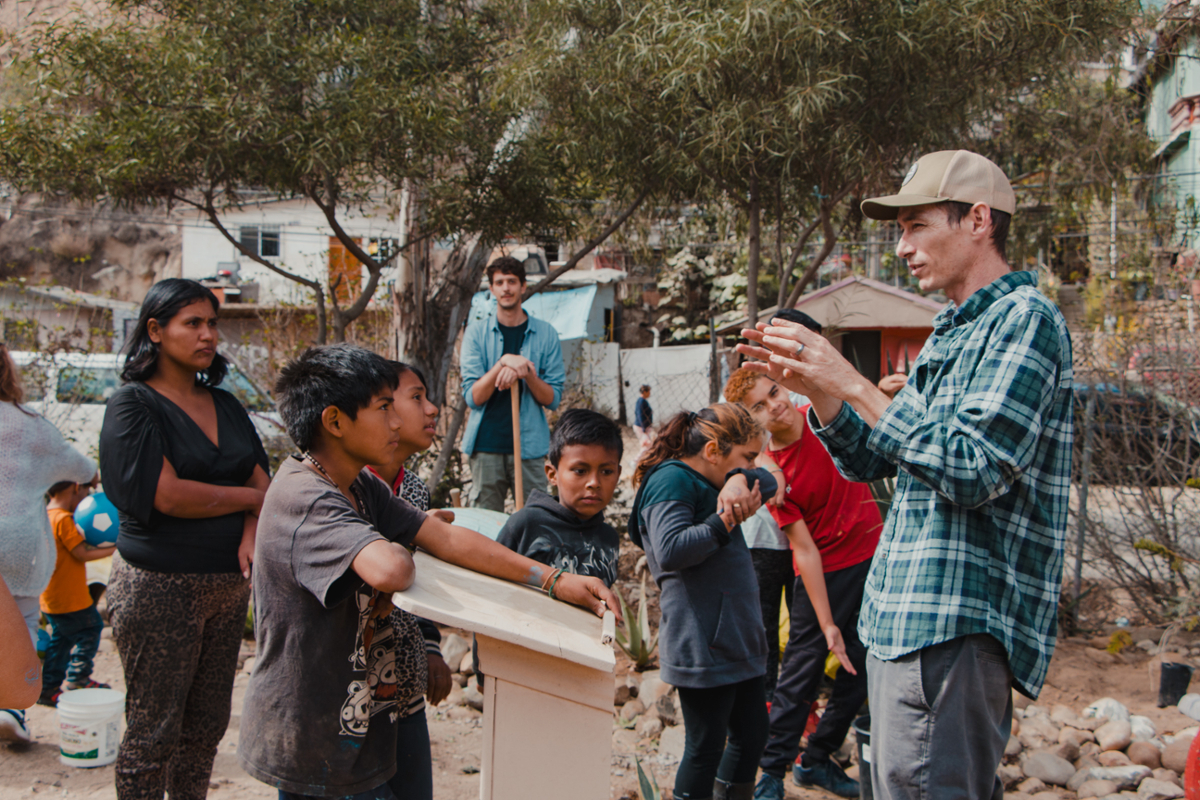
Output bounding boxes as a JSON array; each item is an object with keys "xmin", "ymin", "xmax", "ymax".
[{"xmin": 239, "ymin": 225, "xmax": 281, "ymax": 258}]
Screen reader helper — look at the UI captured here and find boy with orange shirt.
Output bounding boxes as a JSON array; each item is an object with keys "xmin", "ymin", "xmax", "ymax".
[{"xmin": 38, "ymin": 477, "xmax": 115, "ymax": 707}]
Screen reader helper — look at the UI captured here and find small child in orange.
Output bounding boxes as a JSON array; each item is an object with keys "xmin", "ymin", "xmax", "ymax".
[{"xmin": 38, "ymin": 477, "xmax": 114, "ymax": 707}]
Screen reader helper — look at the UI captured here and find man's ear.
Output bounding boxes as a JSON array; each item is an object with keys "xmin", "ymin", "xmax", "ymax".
[
  {"xmin": 320, "ymin": 406, "xmax": 345, "ymax": 440},
  {"xmin": 545, "ymin": 461, "xmax": 557, "ymax": 487},
  {"xmin": 968, "ymin": 203, "xmax": 994, "ymax": 240}
]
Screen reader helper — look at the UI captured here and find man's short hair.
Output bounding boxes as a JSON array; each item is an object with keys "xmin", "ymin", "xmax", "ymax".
[
  {"xmin": 274, "ymin": 344, "xmax": 399, "ymax": 452},
  {"xmin": 548, "ymin": 408, "xmax": 623, "ymax": 466},
  {"xmin": 639, "ymin": 384, "xmax": 650, "ymax": 393},
  {"xmin": 944, "ymin": 201, "xmax": 1011, "ymax": 261},
  {"xmin": 772, "ymin": 308, "xmax": 823, "ymax": 334},
  {"xmin": 487, "ymin": 256, "xmax": 526, "ymax": 286},
  {"xmin": 723, "ymin": 368, "xmax": 766, "ymax": 405}
]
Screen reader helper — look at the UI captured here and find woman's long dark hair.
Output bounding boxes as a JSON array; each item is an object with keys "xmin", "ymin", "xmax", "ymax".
[
  {"xmin": 632, "ymin": 403, "xmax": 761, "ymax": 486},
  {"xmin": 121, "ymin": 279, "xmax": 228, "ymax": 386}
]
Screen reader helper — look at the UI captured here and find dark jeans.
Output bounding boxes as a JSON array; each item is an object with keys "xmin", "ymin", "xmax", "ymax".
[
  {"xmin": 749, "ymin": 548, "xmax": 795, "ymax": 702},
  {"xmin": 675, "ymin": 676, "xmax": 769, "ymax": 798},
  {"xmin": 760, "ymin": 558, "xmax": 870, "ymax": 776},
  {"xmin": 395, "ymin": 709, "xmax": 433, "ymax": 800},
  {"xmin": 279, "ymin": 711, "xmax": 431, "ymax": 800},
  {"xmin": 868, "ymin": 635, "xmax": 1013, "ymax": 800},
  {"xmin": 42, "ymin": 604, "xmax": 104, "ymax": 694}
]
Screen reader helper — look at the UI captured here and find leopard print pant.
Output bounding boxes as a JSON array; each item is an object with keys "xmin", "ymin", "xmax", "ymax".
[{"xmin": 107, "ymin": 555, "xmax": 250, "ymax": 800}]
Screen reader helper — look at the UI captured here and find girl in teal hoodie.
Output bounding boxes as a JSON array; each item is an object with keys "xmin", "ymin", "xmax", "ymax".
[{"xmin": 628, "ymin": 404, "xmax": 776, "ymax": 800}]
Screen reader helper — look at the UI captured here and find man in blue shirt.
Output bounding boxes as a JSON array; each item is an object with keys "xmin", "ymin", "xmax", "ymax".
[
  {"xmin": 740, "ymin": 151, "xmax": 1073, "ymax": 800},
  {"xmin": 460, "ymin": 256, "xmax": 565, "ymax": 511}
]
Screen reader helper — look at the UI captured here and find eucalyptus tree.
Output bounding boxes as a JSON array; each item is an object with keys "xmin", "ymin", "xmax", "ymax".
[{"xmin": 521, "ymin": 0, "xmax": 1135, "ymax": 325}]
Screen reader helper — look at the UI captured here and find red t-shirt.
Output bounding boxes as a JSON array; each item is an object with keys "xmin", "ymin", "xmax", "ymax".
[{"xmin": 767, "ymin": 405, "xmax": 882, "ymax": 574}]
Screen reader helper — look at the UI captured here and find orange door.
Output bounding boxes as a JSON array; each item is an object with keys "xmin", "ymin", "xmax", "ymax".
[{"xmin": 328, "ymin": 237, "xmax": 363, "ymax": 304}]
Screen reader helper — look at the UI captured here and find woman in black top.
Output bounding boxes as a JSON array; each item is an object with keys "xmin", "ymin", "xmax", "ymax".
[{"xmin": 100, "ymin": 279, "xmax": 270, "ymax": 800}]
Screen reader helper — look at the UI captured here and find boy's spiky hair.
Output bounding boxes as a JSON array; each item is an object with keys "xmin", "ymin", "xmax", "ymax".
[
  {"xmin": 274, "ymin": 344, "xmax": 399, "ymax": 452},
  {"xmin": 548, "ymin": 408, "xmax": 623, "ymax": 466}
]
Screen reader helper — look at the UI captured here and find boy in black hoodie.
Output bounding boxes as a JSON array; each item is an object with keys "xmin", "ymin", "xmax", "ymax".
[{"xmin": 496, "ymin": 408, "xmax": 622, "ymax": 587}]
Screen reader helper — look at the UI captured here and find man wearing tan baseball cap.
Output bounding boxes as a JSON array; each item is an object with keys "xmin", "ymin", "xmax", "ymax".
[{"xmin": 737, "ymin": 151, "xmax": 1074, "ymax": 800}]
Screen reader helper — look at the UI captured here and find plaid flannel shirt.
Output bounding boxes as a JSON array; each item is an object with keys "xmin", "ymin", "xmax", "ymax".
[{"xmin": 813, "ymin": 270, "xmax": 1073, "ymax": 698}]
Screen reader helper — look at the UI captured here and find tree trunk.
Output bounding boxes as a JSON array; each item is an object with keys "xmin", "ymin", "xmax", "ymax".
[
  {"xmin": 394, "ymin": 236, "xmax": 492, "ymax": 406},
  {"xmin": 746, "ymin": 175, "xmax": 761, "ymax": 331}
]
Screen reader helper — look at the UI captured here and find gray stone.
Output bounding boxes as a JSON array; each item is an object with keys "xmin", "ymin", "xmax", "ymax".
[
  {"xmin": 461, "ymin": 684, "xmax": 484, "ymax": 711},
  {"xmin": 1126, "ymin": 741, "xmax": 1161, "ymax": 769},
  {"xmin": 1077, "ymin": 780, "xmax": 1119, "ymax": 798},
  {"xmin": 638, "ymin": 670, "xmax": 673, "ymax": 703},
  {"xmin": 998, "ymin": 763, "xmax": 1026, "ymax": 788},
  {"xmin": 1017, "ymin": 778, "xmax": 1047, "ymax": 794},
  {"xmin": 1084, "ymin": 698, "xmax": 1131, "ymax": 724},
  {"xmin": 1150, "ymin": 769, "xmax": 1181, "ymax": 787},
  {"xmin": 1136, "ymin": 778, "xmax": 1184, "ymax": 800},
  {"xmin": 1022, "ymin": 751, "xmax": 1075, "ymax": 786},
  {"xmin": 440, "ymin": 633, "xmax": 470, "ymax": 675},
  {"xmin": 445, "ymin": 683, "xmax": 463, "ymax": 708},
  {"xmin": 614, "ymin": 677, "xmax": 634, "ymax": 707},
  {"xmin": 1061, "ymin": 727, "xmax": 1097, "ymax": 747},
  {"xmin": 242, "ymin": 656, "xmax": 255, "ymax": 675},
  {"xmin": 612, "ymin": 728, "xmax": 641, "ymax": 754},
  {"xmin": 459, "ymin": 652, "xmax": 475, "ymax": 676},
  {"xmin": 1161, "ymin": 737, "xmax": 1193, "ymax": 773},
  {"xmin": 1031, "ymin": 792, "xmax": 1062, "ymax": 800},
  {"xmin": 636, "ymin": 716, "xmax": 663, "ymax": 739},
  {"xmin": 1021, "ymin": 716, "xmax": 1064, "ymax": 748},
  {"xmin": 1006, "ymin": 735, "xmax": 1024, "ymax": 757},
  {"xmin": 1054, "ymin": 740, "xmax": 1081, "ymax": 763},
  {"xmin": 1069, "ymin": 768, "xmax": 1098, "ymax": 792},
  {"xmin": 1131, "ymin": 716, "xmax": 1158, "ymax": 742},
  {"xmin": 1096, "ymin": 720, "xmax": 1133, "ymax": 752},
  {"xmin": 659, "ymin": 726, "xmax": 686, "ymax": 763},
  {"xmin": 1086, "ymin": 765, "xmax": 1152, "ymax": 790},
  {"xmin": 619, "ymin": 699, "xmax": 645, "ymax": 721},
  {"xmin": 652, "ymin": 694, "xmax": 678, "ymax": 727},
  {"xmin": 1099, "ymin": 750, "xmax": 1133, "ymax": 767}
]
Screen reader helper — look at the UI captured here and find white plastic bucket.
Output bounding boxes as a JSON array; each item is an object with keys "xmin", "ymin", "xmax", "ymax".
[{"xmin": 56, "ymin": 688, "xmax": 124, "ymax": 767}]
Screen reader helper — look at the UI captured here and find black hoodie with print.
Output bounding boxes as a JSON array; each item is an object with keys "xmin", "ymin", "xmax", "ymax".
[{"xmin": 495, "ymin": 489, "xmax": 619, "ymax": 587}]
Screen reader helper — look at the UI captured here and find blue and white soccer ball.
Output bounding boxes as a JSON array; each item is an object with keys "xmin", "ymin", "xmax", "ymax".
[{"xmin": 74, "ymin": 492, "xmax": 120, "ymax": 547}]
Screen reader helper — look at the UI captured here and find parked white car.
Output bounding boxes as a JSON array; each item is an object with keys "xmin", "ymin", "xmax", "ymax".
[{"xmin": 9, "ymin": 351, "xmax": 289, "ymax": 460}]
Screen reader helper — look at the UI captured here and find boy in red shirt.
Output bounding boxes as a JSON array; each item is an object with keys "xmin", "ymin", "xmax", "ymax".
[
  {"xmin": 725, "ymin": 365, "xmax": 881, "ymax": 799},
  {"xmin": 38, "ymin": 477, "xmax": 115, "ymax": 707}
]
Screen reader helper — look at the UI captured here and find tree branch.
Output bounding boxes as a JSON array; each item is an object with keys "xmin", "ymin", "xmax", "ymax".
[
  {"xmin": 523, "ymin": 186, "xmax": 650, "ymax": 299},
  {"xmin": 182, "ymin": 190, "xmax": 330, "ymax": 343}
]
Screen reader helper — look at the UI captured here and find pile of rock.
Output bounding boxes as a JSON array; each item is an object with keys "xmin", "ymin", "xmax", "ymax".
[
  {"xmin": 437, "ymin": 633, "xmax": 486, "ymax": 719},
  {"xmin": 999, "ymin": 697, "xmax": 1195, "ymax": 800}
]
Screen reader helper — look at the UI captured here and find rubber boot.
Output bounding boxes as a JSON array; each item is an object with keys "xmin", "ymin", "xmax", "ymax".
[{"xmin": 714, "ymin": 778, "xmax": 756, "ymax": 800}]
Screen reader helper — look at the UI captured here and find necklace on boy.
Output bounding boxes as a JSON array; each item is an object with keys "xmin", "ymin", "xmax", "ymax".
[{"xmin": 303, "ymin": 451, "xmax": 366, "ymax": 514}]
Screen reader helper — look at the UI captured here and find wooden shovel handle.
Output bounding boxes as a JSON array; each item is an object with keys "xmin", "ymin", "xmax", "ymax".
[{"xmin": 511, "ymin": 383, "xmax": 523, "ymax": 510}]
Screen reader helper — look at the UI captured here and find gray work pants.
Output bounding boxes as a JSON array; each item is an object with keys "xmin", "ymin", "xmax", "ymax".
[
  {"xmin": 867, "ymin": 634, "xmax": 1013, "ymax": 800},
  {"xmin": 467, "ymin": 452, "xmax": 548, "ymax": 511}
]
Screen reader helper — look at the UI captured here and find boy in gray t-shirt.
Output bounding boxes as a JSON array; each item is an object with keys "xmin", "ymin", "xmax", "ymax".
[{"xmin": 238, "ymin": 345, "xmax": 619, "ymax": 799}]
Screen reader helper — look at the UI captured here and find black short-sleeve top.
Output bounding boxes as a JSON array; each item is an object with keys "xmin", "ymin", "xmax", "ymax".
[{"xmin": 99, "ymin": 382, "xmax": 270, "ymax": 574}]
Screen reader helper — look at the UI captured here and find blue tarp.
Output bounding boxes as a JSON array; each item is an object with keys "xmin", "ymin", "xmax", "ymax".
[{"xmin": 468, "ymin": 284, "xmax": 598, "ymax": 341}]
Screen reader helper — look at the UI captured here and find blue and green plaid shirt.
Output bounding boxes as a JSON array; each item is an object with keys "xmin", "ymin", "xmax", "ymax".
[{"xmin": 813, "ymin": 270, "xmax": 1073, "ymax": 698}]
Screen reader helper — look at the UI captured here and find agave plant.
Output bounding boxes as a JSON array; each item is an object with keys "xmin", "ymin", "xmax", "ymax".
[
  {"xmin": 635, "ymin": 756, "xmax": 663, "ymax": 800},
  {"xmin": 615, "ymin": 573, "xmax": 659, "ymax": 669}
]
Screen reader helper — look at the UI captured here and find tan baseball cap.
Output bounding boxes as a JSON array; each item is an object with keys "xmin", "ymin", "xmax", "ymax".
[{"xmin": 861, "ymin": 150, "xmax": 1016, "ymax": 220}]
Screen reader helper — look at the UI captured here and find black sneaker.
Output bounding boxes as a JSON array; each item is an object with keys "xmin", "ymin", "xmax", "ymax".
[
  {"xmin": 36, "ymin": 689, "xmax": 62, "ymax": 708},
  {"xmin": 793, "ymin": 756, "xmax": 859, "ymax": 798}
]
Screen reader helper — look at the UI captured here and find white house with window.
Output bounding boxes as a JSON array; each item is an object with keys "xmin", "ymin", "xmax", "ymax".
[{"xmin": 179, "ymin": 196, "xmax": 403, "ymax": 306}]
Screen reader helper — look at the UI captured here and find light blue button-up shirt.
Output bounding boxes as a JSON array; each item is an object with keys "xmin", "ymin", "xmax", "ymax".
[{"xmin": 460, "ymin": 311, "xmax": 564, "ymax": 459}]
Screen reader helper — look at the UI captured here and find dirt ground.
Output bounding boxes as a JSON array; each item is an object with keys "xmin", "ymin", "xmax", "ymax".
[{"xmin": 2, "ymin": 625, "xmax": 1197, "ymax": 800}]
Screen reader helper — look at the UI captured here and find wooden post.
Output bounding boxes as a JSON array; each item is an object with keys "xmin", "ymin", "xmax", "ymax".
[{"xmin": 511, "ymin": 382, "xmax": 523, "ymax": 510}]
